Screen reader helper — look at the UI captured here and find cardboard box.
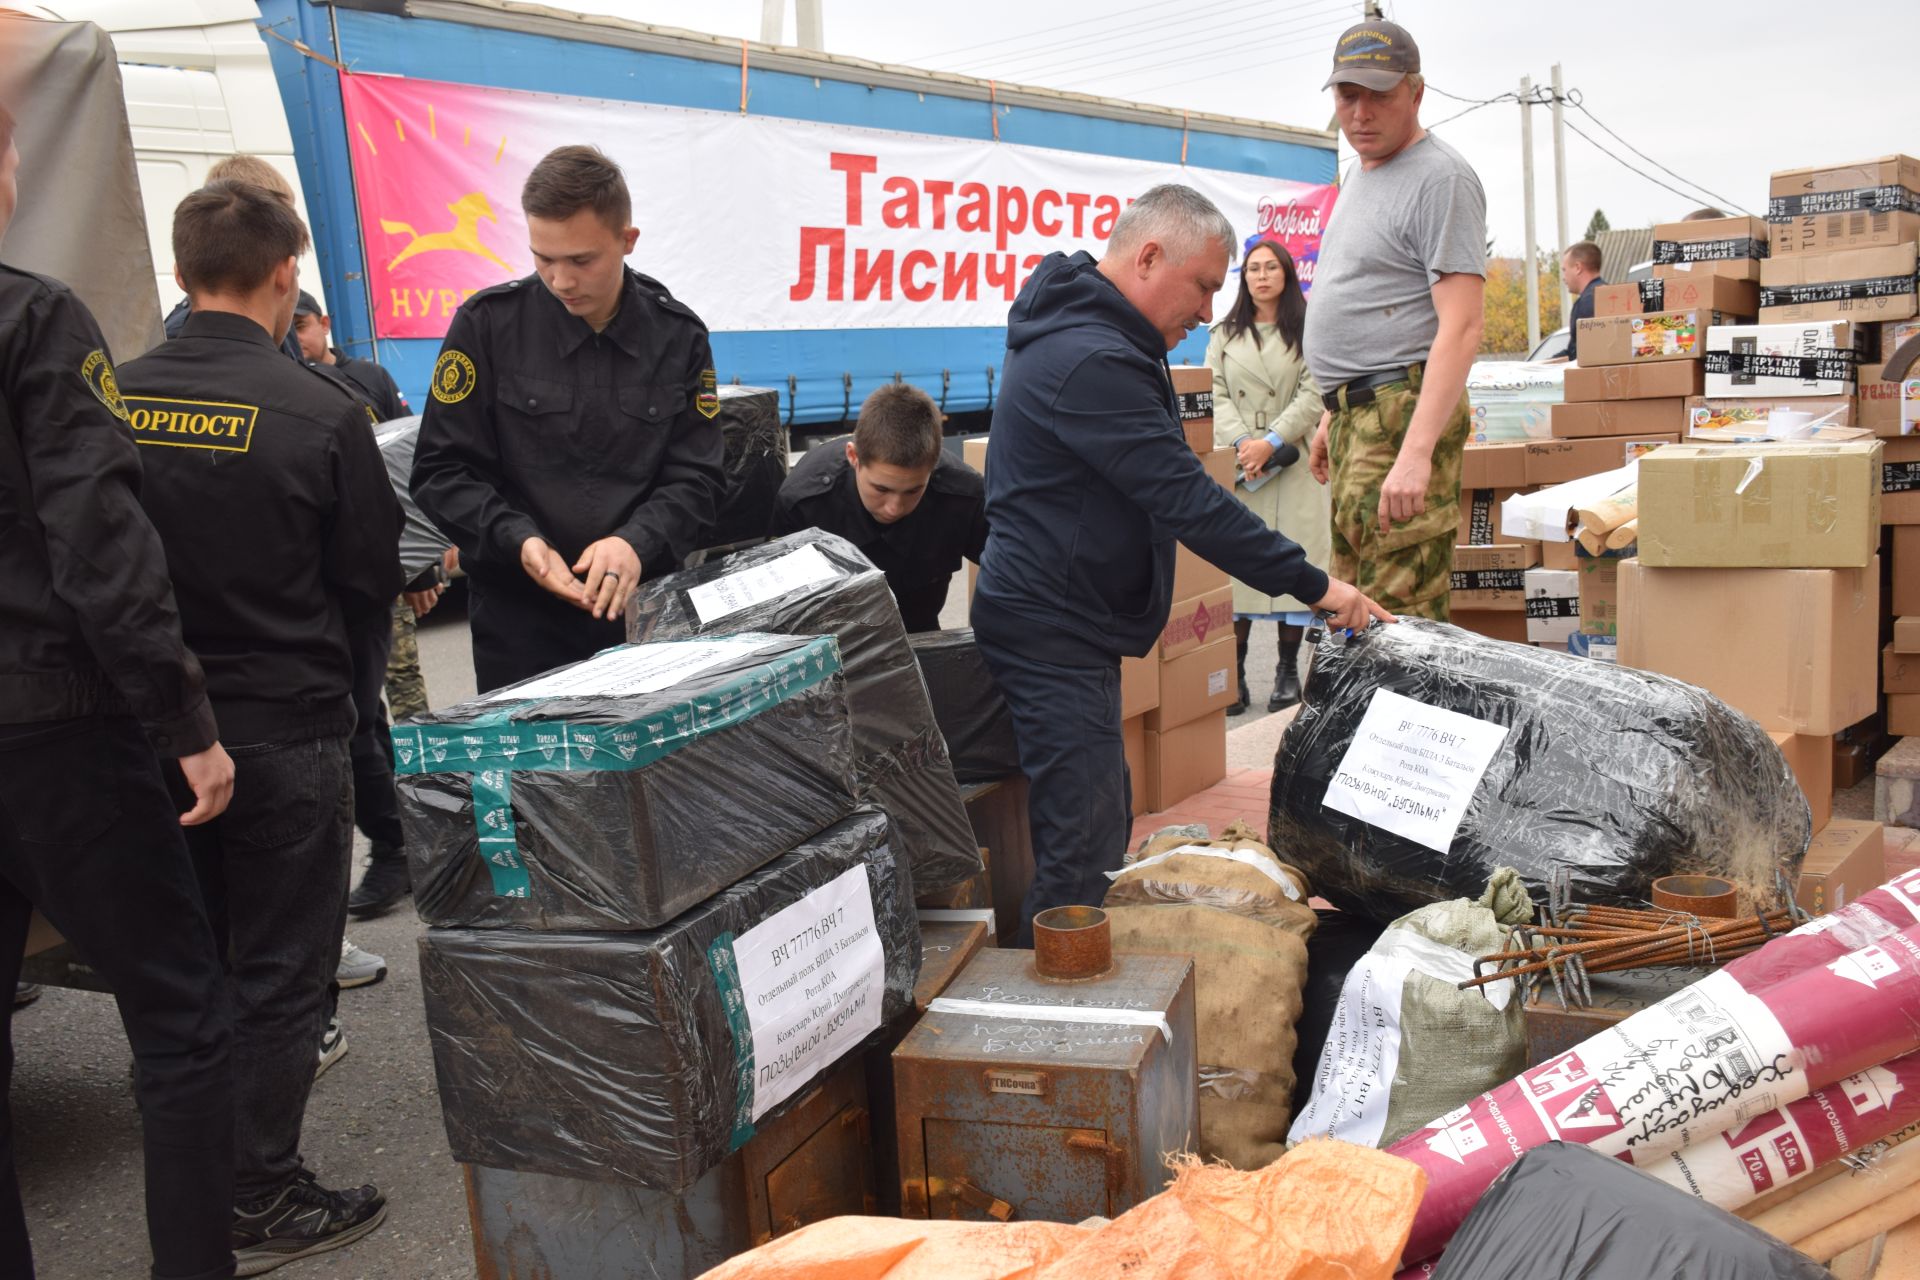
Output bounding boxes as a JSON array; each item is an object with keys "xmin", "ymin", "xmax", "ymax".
[
  {"xmin": 1617, "ymin": 557, "xmax": 1880, "ymax": 734},
  {"xmin": 1892, "ymin": 694, "xmax": 1920, "ymax": 736},
  {"xmin": 1145, "ymin": 635, "xmax": 1235, "ymax": 732},
  {"xmin": 1877, "ymin": 318, "xmax": 1920, "ymax": 362},
  {"xmin": 1636, "ymin": 441, "xmax": 1883, "ymax": 568},
  {"xmin": 1524, "ymin": 567, "xmax": 1580, "ymax": 645},
  {"xmin": 1142, "ymin": 708, "xmax": 1227, "ymax": 813},
  {"xmin": 1171, "ymin": 544, "xmax": 1230, "ymax": 601},
  {"xmin": 1159, "ymin": 586, "xmax": 1233, "ymax": 661},
  {"xmin": 1540, "ymin": 539, "xmax": 1579, "ymax": 571},
  {"xmin": 1458, "ymin": 486, "xmax": 1523, "ymax": 545},
  {"xmin": 1651, "ymin": 215, "xmax": 1770, "ymax": 281},
  {"xmin": 963, "ymin": 435, "xmax": 989, "ymax": 475},
  {"xmin": 1900, "ymin": 616, "xmax": 1920, "ymax": 654},
  {"xmin": 1885, "ymin": 437, "xmax": 1920, "ymax": 523},
  {"xmin": 1638, "ymin": 274, "xmax": 1761, "ymax": 318},
  {"xmin": 1122, "ymin": 714, "xmax": 1149, "ymax": 817},
  {"xmin": 1759, "ymin": 242, "xmax": 1920, "ymax": 325},
  {"xmin": 1121, "ymin": 647, "xmax": 1160, "ymax": 721},
  {"xmin": 1451, "ymin": 543, "xmax": 1537, "ymax": 610},
  {"xmin": 1550, "ymin": 398, "xmax": 1686, "ymax": 438},
  {"xmin": 1794, "ymin": 819, "xmax": 1886, "ymax": 916},
  {"xmin": 1594, "ymin": 282, "xmax": 1644, "ymax": 317},
  {"xmin": 1575, "ymin": 310, "xmax": 1727, "ymax": 367},
  {"xmin": 1770, "ymin": 731, "xmax": 1834, "ymax": 835},
  {"xmin": 1769, "ymin": 155, "xmax": 1920, "ymax": 256},
  {"xmin": 1449, "ymin": 609, "xmax": 1530, "ymax": 644},
  {"xmin": 1523, "ymin": 435, "xmax": 1678, "ymax": 486},
  {"xmin": 1562, "ymin": 361, "xmax": 1705, "ymax": 403},
  {"xmin": 1896, "ymin": 526, "xmax": 1920, "ymax": 614},
  {"xmin": 1704, "ymin": 321, "xmax": 1859, "ymax": 399},
  {"xmin": 1685, "ymin": 395, "xmax": 1855, "ymax": 438},
  {"xmin": 1576, "ymin": 551, "xmax": 1623, "ymax": 636},
  {"xmin": 1884, "ymin": 644, "xmax": 1920, "ymax": 694},
  {"xmin": 1461, "ymin": 441, "xmax": 1529, "ymax": 490},
  {"xmin": 1860, "ymin": 362, "xmax": 1920, "ymax": 437},
  {"xmin": 1169, "ymin": 365, "xmax": 1214, "ymax": 454}
]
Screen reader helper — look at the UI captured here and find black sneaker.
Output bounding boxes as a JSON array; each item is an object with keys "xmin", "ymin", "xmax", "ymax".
[
  {"xmin": 347, "ymin": 854, "xmax": 411, "ymax": 919},
  {"xmin": 232, "ymin": 1169, "xmax": 387, "ymax": 1276}
]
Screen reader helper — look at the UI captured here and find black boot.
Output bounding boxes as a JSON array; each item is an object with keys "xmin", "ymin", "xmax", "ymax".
[
  {"xmin": 347, "ymin": 848, "xmax": 411, "ymax": 919},
  {"xmin": 1268, "ymin": 625, "xmax": 1304, "ymax": 712},
  {"xmin": 1228, "ymin": 619, "xmax": 1251, "ymax": 715}
]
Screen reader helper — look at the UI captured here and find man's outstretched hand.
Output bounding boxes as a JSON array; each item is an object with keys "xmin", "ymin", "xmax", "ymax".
[{"xmin": 1312, "ymin": 578, "xmax": 1397, "ymax": 633}]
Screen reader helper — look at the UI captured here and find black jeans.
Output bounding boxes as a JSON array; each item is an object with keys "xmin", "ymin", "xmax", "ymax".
[
  {"xmin": 0, "ymin": 716, "xmax": 235, "ymax": 1280},
  {"xmin": 172, "ymin": 736, "xmax": 352, "ymax": 1201},
  {"xmin": 971, "ymin": 627, "xmax": 1129, "ymax": 945},
  {"xmin": 346, "ymin": 612, "xmax": 405, "ymax": 856}
]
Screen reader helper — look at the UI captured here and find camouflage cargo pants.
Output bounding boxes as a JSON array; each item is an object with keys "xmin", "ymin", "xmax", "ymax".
[
  {"xmin": 1327, "ymin": 373, "xmax": 1471, "ymax": 622},
  {"xmin": 385, "ymin": 598, "xmax": 428, "ymax": 722}
]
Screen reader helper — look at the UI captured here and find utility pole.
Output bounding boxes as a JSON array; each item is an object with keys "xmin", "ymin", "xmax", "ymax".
[
  {"xmin": 761, "ymin": 0, "xmax": 825, "ymax": 50},
  {"xmin": 759, "ymin": 0, "xmax": 782, "ymax": 45},
  {"xmin": 1520, "ymin": 75, "xmax": 1540, "ymax": 352},
  {"xmin": 1551, "ymin": 64, "xmax": 1571, "ymax": 327}
]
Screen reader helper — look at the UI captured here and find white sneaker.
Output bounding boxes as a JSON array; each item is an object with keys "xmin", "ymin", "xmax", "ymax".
[
  {"xmin": 316, "ymin": 1016, "xmax": 348, "ymax": 1078},
  {"xmin": 336, "ymin": 937, "xmax": 386, "ymax": 989}
]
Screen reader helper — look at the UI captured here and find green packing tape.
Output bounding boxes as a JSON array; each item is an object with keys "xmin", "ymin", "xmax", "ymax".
[
  {"xmin": 707, "ymin": 931, "xmax": 759, "ymax": 1150},
  {"xmin": 391, "ymin": 638, "xmax": 842, "ymax": 900}
]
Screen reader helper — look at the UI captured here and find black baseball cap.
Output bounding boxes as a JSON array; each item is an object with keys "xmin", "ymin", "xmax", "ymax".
[
  {"xmin": 1324, "ymin": 21, "xmax": 1421, "ymax": 91},
  {"xmin": 294, "ymin": 290, "xmax": 325, "ymax": 318}
]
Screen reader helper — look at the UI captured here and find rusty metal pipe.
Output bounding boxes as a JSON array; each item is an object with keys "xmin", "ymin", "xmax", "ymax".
[{"xmin": 1032, "ymin": 905, "xmax": 1113, "ymax": 980}]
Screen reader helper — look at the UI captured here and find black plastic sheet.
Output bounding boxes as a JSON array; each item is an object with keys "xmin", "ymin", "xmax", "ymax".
[
  {"xmin": 419, "ymin": 810, "xmax": 919, "ymax": 1192},
  {"xmin": 1429, "ymin": 1142, "xmax": 1831, "ymax": 1280},
  {"xmin": 703, "ymin": 385, "xmax": 788, "ymax": 553},
  {"xmin": 628, "ymin": 530, "xmax": 983, "ymax": 892},
  {"xmin": 1268, "ymin": 619, "xmax": 1811, "ymax": 924},
  {"xmin": 1288, "ymin": 907, "xmax": 1386, "ymax": 1119},
  {"xmin": 908, "ymin": 628, "xmax": 1021, "ymax": 784},
  {"xmin": 373, "ymin": 416, "xmax": 454, "ymax": 582},
  {"xmin": 397, "ymin": 633, "xmax": 858, "ymax": 930}
]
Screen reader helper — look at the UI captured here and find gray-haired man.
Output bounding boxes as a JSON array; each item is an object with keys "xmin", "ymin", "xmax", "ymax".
[{"xmin": 973, "ymin": 183, "xmax": 1390, "ymax": 938}]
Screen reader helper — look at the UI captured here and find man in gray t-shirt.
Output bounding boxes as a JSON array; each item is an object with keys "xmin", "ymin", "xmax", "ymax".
[{"xmin": 1303, "ymin": 20, "xmax": 1486, "ymax": 620}]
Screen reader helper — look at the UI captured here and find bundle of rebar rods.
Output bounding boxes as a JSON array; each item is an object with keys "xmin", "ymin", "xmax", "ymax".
[{"xmin": 1458, "ymin": 904, "xmax": 1798, "ymax": 1006}]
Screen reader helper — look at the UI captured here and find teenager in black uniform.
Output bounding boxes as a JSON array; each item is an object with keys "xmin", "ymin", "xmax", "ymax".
[
  {"xmin": 291, "ymin": 293, "xmax": 409, "ymax": 422},
  {"xmin": 412, "ymin": 145, "xmax": 726, "ymax": 692},
  {"xmin": 769, "ymin": 383, "xmax": 987, "ymax": 632},
  {"xmin": 117, "ymin": 180, "xmax": 402, "ymax": 1273},
  {"xmin": 0, "ymin": 108, "xmax": 240, "ymax": 1280}
]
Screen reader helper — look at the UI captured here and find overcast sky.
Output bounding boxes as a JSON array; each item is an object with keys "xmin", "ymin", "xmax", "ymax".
[{"xmin": 546, "ymin": 0, "xmax": 1913, "ymax": 258}]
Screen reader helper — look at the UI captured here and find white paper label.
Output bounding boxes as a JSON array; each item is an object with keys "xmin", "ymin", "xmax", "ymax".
[
  {"xmin": 484, "ymin": 636, "xmax": 772, "ymax": 703},
  {"xmin": 1322, "ymin": 690, "xmax": 1509, "ymax": 853},
  {"xmin": 1287, "ymin": 927, "xmax": 1512, "ymax": 1148},
  {"xmin": 1207, "ymin": 667, "xmax": 1229, "ymax": 697},
  {"xmin": 688, "ymin": 545, "xmax": 838, "ymax": 625},
  {"xmin": 729, "ymin": 864, "xmax": 884, "ymax": 1121}
]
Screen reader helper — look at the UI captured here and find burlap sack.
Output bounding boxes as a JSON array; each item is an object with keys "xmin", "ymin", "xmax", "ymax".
[
  {"xmin": 1110, "ymin": 820, "xmax": 1317, "ymax": 939},
  {"xmin": 1106, "ymin": 903, "xmax": 1308, "ymax": 1170}
]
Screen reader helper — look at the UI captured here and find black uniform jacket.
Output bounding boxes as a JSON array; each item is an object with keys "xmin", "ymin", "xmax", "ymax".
[
  {"xmin": 330, "ymin": 350, "xmax": 410, "ymax": 422},
  {"xmin": 409, "ymin": 269, "xmax": 726, "ymax": 607},
  {"xmin": 769, "ymin": 442, "xmax": 987, "ymax": 633},
  {"xmin": 117, "ymin": 311, "xmax": 403, "ymax": 745},
  {"xmin": 0, "ymin": 266, "xmax": 216, "ymax": 756}
]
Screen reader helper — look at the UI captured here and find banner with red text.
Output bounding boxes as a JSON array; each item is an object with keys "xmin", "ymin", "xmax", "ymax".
[{"xmin": 338, "ymin": 73, "xmax": 1332, "ymax": 340}]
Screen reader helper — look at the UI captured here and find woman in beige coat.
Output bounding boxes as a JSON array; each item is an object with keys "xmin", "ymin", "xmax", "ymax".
[{"xmin": 1206, "ymin": 238, "xmax": 1329, "ymax": 713}]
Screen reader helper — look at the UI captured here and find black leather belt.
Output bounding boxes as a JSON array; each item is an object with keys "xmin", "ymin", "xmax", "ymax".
[{"xmin": 1322, "ymin": 367, "xmax": 1413, "ymax": 412}]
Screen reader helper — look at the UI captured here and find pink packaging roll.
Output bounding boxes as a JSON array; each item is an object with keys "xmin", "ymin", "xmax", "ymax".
[{"xmin": 1388, "ymin": 886, "xmax": 1920, "ymax": 1265}]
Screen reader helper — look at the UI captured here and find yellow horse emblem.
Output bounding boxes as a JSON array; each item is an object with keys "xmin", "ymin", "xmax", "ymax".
[{"xmin": 381, "ymin": 191, "xmax": 511, "ymax": 272}]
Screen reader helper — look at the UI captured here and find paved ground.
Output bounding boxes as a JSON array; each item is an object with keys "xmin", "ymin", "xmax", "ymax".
[{"xmin": 12, "ymin": 586, "xmax": 1896, "ymax": 1279}]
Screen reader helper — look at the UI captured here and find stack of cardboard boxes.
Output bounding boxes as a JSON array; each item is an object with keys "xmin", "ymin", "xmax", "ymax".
[{"xmin": 1128, "ymin": 367, "xmax": 1237, "ymax": 814}]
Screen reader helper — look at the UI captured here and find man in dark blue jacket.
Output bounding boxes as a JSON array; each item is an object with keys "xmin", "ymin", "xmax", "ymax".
[{"xmin": 972, "ymin": 184, "xmax": 1391, "ymax": 936}]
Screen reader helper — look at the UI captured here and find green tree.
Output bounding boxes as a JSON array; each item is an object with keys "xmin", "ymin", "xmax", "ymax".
[{"xmin": 1583, "ymin": 208, "xmax": 1611, "ymax": 241}]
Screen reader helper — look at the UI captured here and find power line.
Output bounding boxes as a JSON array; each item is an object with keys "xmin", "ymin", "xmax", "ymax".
[
  {"xmin": 1120, "ymin": 24, "xmax": 1355, "ymax": 97},
  {"xmin": 1563, "ymin": 118, "xmax": 1740, "ymax": 215},
  {"xmin": 1055, "ymin": 14, "xmax": 1354, "ymax": 92},
  {"xmin": 899, "ymin": 0, "xmax": 1179, "ymax": 65},
  {"xmin": 1563, "ymin": 91, "xmax": 1757, "ymax": 218},
  {"xmin": 1426, "ymin": 96, "xmax": 1519, "ymax": 131}
]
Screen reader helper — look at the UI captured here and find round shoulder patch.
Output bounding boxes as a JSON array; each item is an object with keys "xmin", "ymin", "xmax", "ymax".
[
  {"xmin": 431, "ymin": 350, "xmax": 478, "ymax": 405},
  {"xmin": 80, "ymin": 349, "xmax": 129, "ymax": 422}
]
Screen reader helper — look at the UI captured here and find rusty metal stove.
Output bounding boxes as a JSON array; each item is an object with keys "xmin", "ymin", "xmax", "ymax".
[{"xmin": 891, "ymin": 905, "xmax": 1198, "ymax": 1222}]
